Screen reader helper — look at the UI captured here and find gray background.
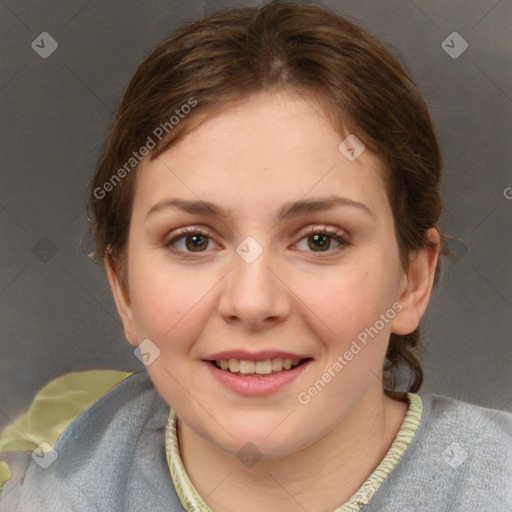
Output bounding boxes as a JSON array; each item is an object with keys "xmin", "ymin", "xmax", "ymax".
[{"xmin": 0, "ymin": 0, "xmax": 511, "ymax": 431}]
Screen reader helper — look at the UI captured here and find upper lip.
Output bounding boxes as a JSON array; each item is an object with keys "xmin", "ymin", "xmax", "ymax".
[{"xmin": 204, "ymin": 350, "xmax": 311, "ymax": 361}]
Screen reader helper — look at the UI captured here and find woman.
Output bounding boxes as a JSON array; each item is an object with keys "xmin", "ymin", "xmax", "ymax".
[{"xmin": 2, "ymin": 1, "xmax": 510, "ymax": 510}]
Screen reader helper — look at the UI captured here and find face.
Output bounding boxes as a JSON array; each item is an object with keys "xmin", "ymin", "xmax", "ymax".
[{"xmin": 108, "ymin": 90, "xmax": 427, "ymax": 459}]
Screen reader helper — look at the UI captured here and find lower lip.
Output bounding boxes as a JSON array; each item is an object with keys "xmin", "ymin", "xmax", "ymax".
[{"xmin": 203, "ymin": 360, "xmax": 312, "ymax": 396}]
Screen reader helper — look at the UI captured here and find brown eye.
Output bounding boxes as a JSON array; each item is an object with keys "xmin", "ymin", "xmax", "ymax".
[
  {"xmin": 307, "ymin": 233, "xmax": 332, "ymax": 252},
  {"xmin": 164, "ymin": 228, "xmax": 216, "ymax": 254},
  {"xmin": 184, "ymin": 234, "xmax": 209, "ymax": 252},
  {"xmin": 295, "ymin": 226, "xmax": 350, "ymax": 254}
]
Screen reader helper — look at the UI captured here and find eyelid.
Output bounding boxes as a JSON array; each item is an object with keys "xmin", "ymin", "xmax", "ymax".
[{"xmin": 296, "ymin": 224, "xmax": 348, "ymax": 240}]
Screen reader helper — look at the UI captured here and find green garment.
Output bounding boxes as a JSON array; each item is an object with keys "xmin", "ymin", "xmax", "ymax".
[{"xmin": 0, "ymin": 370, "xmax": 132, "ymax": 490}]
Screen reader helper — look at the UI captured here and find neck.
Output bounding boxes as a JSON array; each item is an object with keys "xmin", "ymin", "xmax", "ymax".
[{"xmin": 177, "ymin": 382, "xmax": 408, "ymax": 512}]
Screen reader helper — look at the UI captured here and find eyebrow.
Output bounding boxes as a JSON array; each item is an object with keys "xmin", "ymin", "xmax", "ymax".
[{"xmin": 145, "ymin": 196, "xmax": 374, "ymax": 221}]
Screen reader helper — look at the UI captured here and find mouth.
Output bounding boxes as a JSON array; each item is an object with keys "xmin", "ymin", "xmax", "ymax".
[{"xmin": 206, "ymin": 357, "xmax": 313, "ymax": 377}]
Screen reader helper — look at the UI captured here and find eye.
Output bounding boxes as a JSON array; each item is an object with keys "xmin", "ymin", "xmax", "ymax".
[
  {"xmin": 164, "ymin": 227, "xmax": 217, "ymax": 254},
  {"xmin": 163, "ymin": 225, "xmax": 350, "ymax": 256},
  {"xmin": 294, "ymin": 225, "xmax": 350, "ymax": 253}
]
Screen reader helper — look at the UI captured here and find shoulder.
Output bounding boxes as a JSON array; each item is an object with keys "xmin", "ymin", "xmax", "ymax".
[
  {"xmin": 420, "ymin": 393, "xmax": 512, "ymax": 457},
  {"xmin": 51, "ymin": 370, "xmax": 168, "ymax": 456},
  {"xmin": 422, "ymin": 392, "xmax": 512, "ymax": 431},
  {"xmin": 57, "ymin": 370, "xmax": 164, "ymax": 440},
  {"xmin": 366, "ymin": 393, "xmax": 512, "ymax": 511},
  {"xmin": 0, "ymin": 372, "xmax": 184, "ymax": 511}
]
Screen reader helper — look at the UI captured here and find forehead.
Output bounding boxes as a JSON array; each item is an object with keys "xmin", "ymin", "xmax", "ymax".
[{"xmin": 133, "ymin": 90, "xmax": 389, "ymax": 220}]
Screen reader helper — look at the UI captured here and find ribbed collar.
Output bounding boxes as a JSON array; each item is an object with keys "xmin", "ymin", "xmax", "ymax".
[{"xmin": 165, "ymin": 393, "xmax": 423, "ymax": 512}]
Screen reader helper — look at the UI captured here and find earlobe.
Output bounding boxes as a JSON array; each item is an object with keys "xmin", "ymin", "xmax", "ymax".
[
  {"xmin": 391, "ymin": 228, "xmax": 441, "ymax": 335},
  {"xmin": 104, "ymin": 254, "xmax": 139, "ymax": 346}
]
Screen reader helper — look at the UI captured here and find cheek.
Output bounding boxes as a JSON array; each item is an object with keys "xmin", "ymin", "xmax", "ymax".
[
  {"xmin": 298, "ymin": 264, "xmax": 397, "ymax": 341},
  {"xmin": 128, "ymin": 251, "xmax": 215, "ymax": 348}
]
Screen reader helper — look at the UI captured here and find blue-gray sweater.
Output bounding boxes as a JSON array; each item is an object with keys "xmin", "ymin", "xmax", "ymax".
[{"xmin": 1, "ymin": 371, "xmax": 511, "ymax": 511}]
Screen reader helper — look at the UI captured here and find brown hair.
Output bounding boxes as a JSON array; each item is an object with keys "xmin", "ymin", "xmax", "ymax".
[{"xmin": 88, "ymin": 0, "xmax": 442, "ymax": 396}]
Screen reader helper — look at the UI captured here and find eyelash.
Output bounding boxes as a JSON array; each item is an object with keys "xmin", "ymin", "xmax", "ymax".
[{"xmin": 163, "ymin": 225, "xmax": 350, "ymax": 256}]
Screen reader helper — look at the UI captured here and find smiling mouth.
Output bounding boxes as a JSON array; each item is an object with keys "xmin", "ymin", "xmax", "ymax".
[{"xmin": 208, "ymin": 358, "xmax": 312, "ymax": 377}]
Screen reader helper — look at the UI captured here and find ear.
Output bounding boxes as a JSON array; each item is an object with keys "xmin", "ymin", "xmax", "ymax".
[
  {"xmin": 391, "ymin": 228, "xmax": 441, "ymax": 335},
  {"xmin": 104, "ymin": 254, "xmax": 139, "ymax": 347}
]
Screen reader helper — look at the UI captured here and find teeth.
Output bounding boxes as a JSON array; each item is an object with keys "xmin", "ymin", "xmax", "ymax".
[
  {"xmin": 239, "ymin": 360, "xmax": 255, "ymax": 374},
  {"xmin": 215, "ymin": 358, "xmax": 302, "ymax": 375},
  {"xmin": 271, "ymin": 358, "xmax": 283, "ymax": 371},
  {"xmin": 255, "ymin": 360, "xmax": 272, "ymax": 374}
]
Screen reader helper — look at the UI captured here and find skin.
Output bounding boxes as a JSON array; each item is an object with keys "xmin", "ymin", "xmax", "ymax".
[{"xmin": 106, "ymin": 89, "xmax": 440, "ymax": 512}]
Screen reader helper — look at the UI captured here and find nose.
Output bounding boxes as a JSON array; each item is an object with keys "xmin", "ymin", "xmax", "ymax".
[{"xmin": 217, "ymin": 243, "xmax": 291, "ymax": 330}]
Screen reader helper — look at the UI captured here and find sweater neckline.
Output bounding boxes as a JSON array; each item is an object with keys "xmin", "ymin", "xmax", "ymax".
[{"xmin": 165, "ymin": 393, "xmax": 423, "ymax": 512}]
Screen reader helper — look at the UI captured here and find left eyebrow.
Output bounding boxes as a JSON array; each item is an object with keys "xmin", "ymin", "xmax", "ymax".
[
  {"xmin": 277, "ymin": 196, "xmax": 374, "ymax": 221},
  {"xmin": 145, "ymin": 195, "xmax": 374, "ymax": 221}
]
